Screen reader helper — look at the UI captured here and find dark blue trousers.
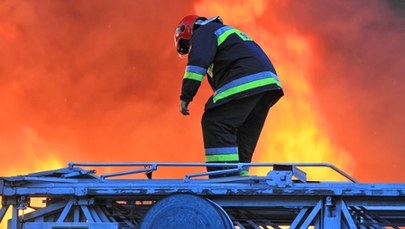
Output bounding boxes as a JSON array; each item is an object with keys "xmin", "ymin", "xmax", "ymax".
[{"xmin": 201, "ymin": 89, "xmax": 283, "ymax": 177}]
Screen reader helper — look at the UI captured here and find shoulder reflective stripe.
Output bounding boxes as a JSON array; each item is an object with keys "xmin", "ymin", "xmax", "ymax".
[
  {"xmin": 184, "ymin": 65, "xmax": 206, "ymax": 81},
  {"xmin": 215, "ymin": 26, "xmax": 233, "ymax": 37},
  {"xmin": 213, "ymin": 71, "xmax": 281, "ymax": 103},
  {"xmin": 205, "ymin": 147, "xmax": 238, "ymax": 155},
  {"xmin": 215, "ymin": 26, "xmax": 252, "ymax": 46},
  {"xmin": 205, "ymin": 154, "xmax": 239, "ymax": 163}
]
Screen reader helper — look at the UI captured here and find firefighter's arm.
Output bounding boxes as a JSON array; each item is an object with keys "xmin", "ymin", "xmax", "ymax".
[
  {"xmin": 179, "ymin": 25, "xmax": 217, "ymax": 116},
  {"xmin": 179, "ymin": 78, "xmax": 198, "ymax": 116}
]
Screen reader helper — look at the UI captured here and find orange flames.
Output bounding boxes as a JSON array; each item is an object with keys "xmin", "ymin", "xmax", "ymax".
[
  {"xmin": 194, "ymin": 0, "xmax": 405, "ymax": 182},
  {"xmin": 195, "ymin": 0, "xmax": 353, "ymax": 181},
  {"xmin": 1, "ymin": 0, "xmax": 405, "ymax": 228},
  {"xmin": 0, "ymin": 0, "xmax": 201, "ymax": 176},
  {"xmin": 0, "ymin": 0, "xmax": 404, "ymax": 206}
]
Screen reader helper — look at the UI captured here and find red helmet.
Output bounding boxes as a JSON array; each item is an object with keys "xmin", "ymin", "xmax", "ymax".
[{"xmin": 174, "ymin": 15, "xmax": 201, "ymax": 56}]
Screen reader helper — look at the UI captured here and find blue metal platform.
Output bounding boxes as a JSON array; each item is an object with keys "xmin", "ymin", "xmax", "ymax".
[{"xmin": 1, "ymin": 162, "xmax": 405, "ymax": 228}]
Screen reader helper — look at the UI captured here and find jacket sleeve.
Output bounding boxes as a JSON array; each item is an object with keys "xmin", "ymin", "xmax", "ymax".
[{"xmin": 180, "ymin": 24, "xmax": 218, "ymax": 102}]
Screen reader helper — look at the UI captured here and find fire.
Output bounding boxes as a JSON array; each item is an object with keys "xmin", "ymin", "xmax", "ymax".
[
  {"xmin": 1, "ymin": 126, "xmax": 64, "ymax": 176},
  {"xmin": 257, "ymin": 33, "xmax": 354, "ymax": 181},
  {"xmin": 0, "ymin": 127, "xmax": 63, "ymax": 229},
  {"xmin": 1, "ymin": 0, "xmax": 405, "ymax": 228},
  {"xmin": 194, "ymin": 0, "xmax": 352, "ymax": 181}
]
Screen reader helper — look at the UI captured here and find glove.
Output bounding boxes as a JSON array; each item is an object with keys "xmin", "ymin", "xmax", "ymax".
[{"xmin": 180, "ymin": 100, "xmax": 190, "ymax": 115}]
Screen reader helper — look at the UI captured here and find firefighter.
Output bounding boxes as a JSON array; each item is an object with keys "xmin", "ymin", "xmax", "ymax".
[{"xmin": 175, "ymin": 15, "xmax": 283, "ymax": 178}]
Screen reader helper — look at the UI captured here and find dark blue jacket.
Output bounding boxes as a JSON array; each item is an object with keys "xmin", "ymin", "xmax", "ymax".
[{"xmin": 180, "ymin": 21, "xmax": 282, "ymax": 110}]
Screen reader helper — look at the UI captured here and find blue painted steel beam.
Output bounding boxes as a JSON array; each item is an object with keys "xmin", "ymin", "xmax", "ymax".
[
  {"xmin": 17, "ymin": 201, "xmax": 67, "ymax": 222},
  {"xmin": 340, "ymin": 200, "xmax": 358, "ymax": 228},
  {"xmin": 1, "ymin": 162, "xmax": 405, "ymax": 228},
  {"xmin": 290, "ymin": 207, "xmax": 309, "ymax": 228},
  {"xmin": 56, "ymin": 198, "xmax": 74, "ymax": 222},
  {"xmin": 23, "ymin": 222, "xmax": 120, "ymax": 229},
  {"xmin": 301, "ymin": 200, "xmax": 322, "ymax": 228},
  {"xmin": 0, "ymin": 205, "xmax": 9, "ymax": 223}
]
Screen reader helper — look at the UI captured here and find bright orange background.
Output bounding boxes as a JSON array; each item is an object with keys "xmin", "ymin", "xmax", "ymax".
[
  {"xmin": 0, "ymin": 0, "xmax": 404, "ymax": 191},
  {"xmin": 1, "ymin": 0, "xmax": 405, "ymax": 180},
  {"xmin": 1, "ymin": 0, "xmax": 405, "ymax": 227}
]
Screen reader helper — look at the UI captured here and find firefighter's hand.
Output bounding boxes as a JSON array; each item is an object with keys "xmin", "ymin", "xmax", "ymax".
[{"xmin": 180, "ymin": 100, "xmax": 190, "ymax": 115}]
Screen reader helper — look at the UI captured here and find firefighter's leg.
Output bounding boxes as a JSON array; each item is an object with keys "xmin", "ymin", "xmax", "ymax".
[
  {"xmin": 237, "ymin": 90, "xmax": 283, "ymax": 176},
  {"xmin": 201, "ymin": 94, "xmax": 264, "ymax": 178},
  {"xmin": 202, "ymin": 108, "xmax": 239, "ymax": 178}
]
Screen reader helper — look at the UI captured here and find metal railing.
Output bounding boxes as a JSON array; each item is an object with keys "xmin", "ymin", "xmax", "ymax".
[{"xmin": 68, "ymin": 162, "xmax": 357, "ymax": 183}]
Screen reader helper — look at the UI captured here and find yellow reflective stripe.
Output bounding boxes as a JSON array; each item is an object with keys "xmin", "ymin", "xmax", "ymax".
[
  {"xmin": 184, "ymin": 72, "xmax": 204, "ymax": 81},
  {"xmin": 217, "ymin": 28, "xmax": 252, "ymax": 46},
  {"xmin": 205, "ymin": 154, "xmax": 239, "ymax": 163},
  {"xmin": 217, "ymin": 28, "xmax": 237, "ymax": 46},
  {"xmin": 213, "ymin": 78, "xmax": 281, "ymax": 103}
]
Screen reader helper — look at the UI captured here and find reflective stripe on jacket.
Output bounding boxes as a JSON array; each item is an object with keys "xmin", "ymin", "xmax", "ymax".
[{"xmin": 180, "ymin": 21, "xmax": 282, "ymax": 110}]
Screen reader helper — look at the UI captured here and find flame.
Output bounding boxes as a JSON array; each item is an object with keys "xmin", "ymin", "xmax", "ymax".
[
  {"xmin": 256, "ymin": 33, "xmax": 353, "ymax": 181},
  {"xmin": 194, "ymin": 0, "xmax": 352, "ymax": 181},
  {"xmin": 194, "ymin": 0, "xmax": 405, "ymax": 182},
  {"xmin": 1, "ymin": 1, "xmax": 405, "ymax": 227},
  {"xmin": 1, "ymin": 0, "xmax": 403, "ymax": 180},
  {"xmin": 0, "ymin": 128, "xmax": 63, "ymax": 229},
  {"xmin": 0, "ymin": 0, "xmax": 201, "ymax": 176},
  {"xmin": 1, "ymin": 126, "xmax": 64, "ymax": 176}
]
